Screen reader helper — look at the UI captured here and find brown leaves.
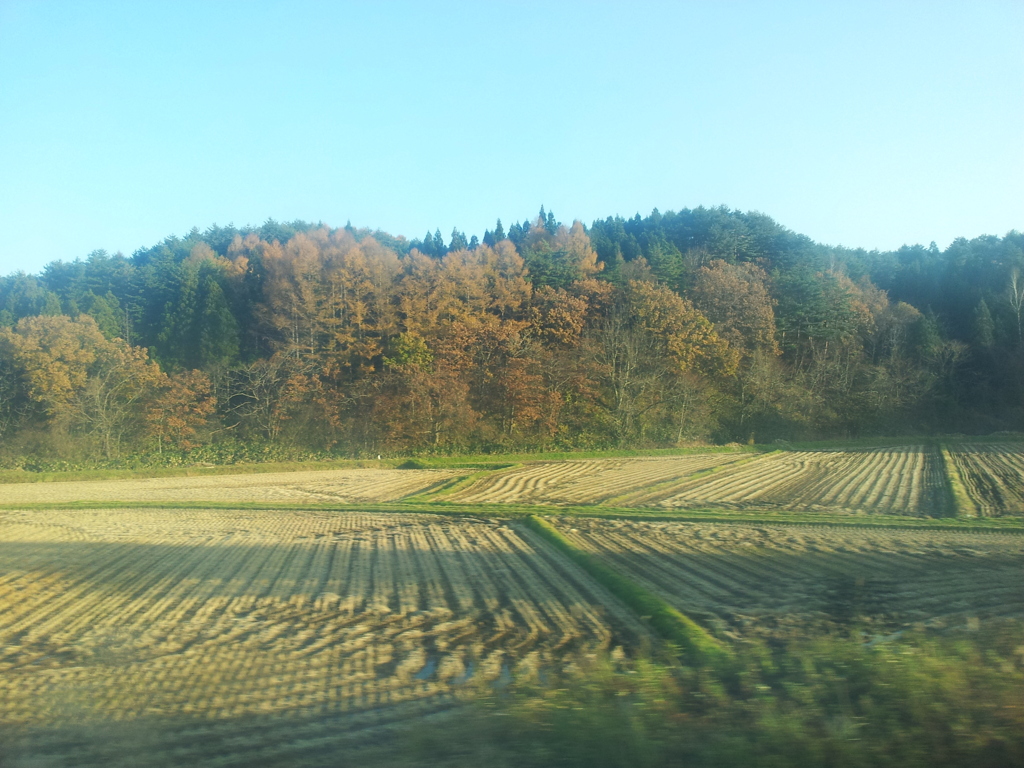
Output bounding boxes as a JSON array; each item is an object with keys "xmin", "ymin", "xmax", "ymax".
[
  {"xmin": 0, "ymin": 315, "xmax": 106, "ymax": 418},
  {"xmin": 689, "ymin": 260, "xmax": 780, "ymax": 360},
  {"xmin": 626, "ymin": 280, "xmax": 739, "ymax": 378},
  {"xmin": 146, "ymin": 370, "xmax": 216, "ymax": 451}
]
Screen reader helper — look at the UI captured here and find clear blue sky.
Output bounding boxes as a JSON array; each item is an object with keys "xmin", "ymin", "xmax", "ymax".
[{"xmin": 1, "ymin": 0, "xmax": 1021, "ymax": 275}]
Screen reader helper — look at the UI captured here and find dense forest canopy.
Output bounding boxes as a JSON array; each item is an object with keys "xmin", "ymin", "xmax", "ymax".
[{"xmin": 1, "ymin": 206, "xmax": 1021, "ymax": 465}]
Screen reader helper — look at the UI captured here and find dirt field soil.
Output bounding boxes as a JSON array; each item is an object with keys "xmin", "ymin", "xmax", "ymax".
[
  {"xmin": 555, "ymin": 517, "xmax": 1024, "ymax": 639},
  {"xmin": 658, "ymin": 446, "xmax": 948, "ymax": 516},
  {"xmin": 949, "ymin": 443, "xmax": 1024, "ymax": 516},
  {"xmin": 449, "ymin": 454, "xmax": 746, "ymax": 505},
  {"xmin": 0, "ymin": 508, "xmax": 643, "ymax": 766},
  {"xmin": 0, "ymin": 468, "xmax": 462, "ymax": 505}
]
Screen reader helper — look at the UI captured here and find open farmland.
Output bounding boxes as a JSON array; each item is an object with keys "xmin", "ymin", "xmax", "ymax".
[
  {"xmin": 0, "ymin": 508, "xmax": 642, "ymax": 767},
  {"xmin": 655, "ymin": 446, "xmax": 948, "ymax": 515},
  {"xmin": 556, "ymin": 518, "xmax": 1024, "ymax": 639},
  {"xmin": 948, "ymin": 443, "xmax": 1024, "ymax": 516},
  {"xmin": 449, "ymin": 453, "xmax": 747, "ymax": 505},
  {"xmin": 0, "ymin": 467, "xmax": 461, "ymax": 506}
]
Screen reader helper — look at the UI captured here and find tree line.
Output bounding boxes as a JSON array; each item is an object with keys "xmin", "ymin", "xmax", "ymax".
[{"xmin": 1, "ymin": 206, "xmax": 1021, "ymax": 464}]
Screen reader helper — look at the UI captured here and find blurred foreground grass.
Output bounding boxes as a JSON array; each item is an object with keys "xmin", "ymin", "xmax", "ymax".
[
  {"xmin": 395, "ymin": 621, "xmax": 1024, "ymax": 768},
  {"xmin": 2, "ymin": 622, "xmax": 1020, "ymax": 767}
]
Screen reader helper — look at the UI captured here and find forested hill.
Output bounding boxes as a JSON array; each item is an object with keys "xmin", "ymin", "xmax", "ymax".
[{"xmin": 1, "ymin": 206, "xmax": 1021, "ymax": 465}]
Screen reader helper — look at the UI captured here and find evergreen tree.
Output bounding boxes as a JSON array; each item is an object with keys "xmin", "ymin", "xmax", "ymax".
[
  {"xmin": 449, "ymin": 228, "xmax": 468, "ymax": 253},
  {"xmin": 508, "ymin": 222, "xmax": 526, "ymax": 249},
  {"xmin": 432, "ymin": 229, "xmax": 446, "ymax": 257},
  {"xmin": 973, "ymin": 299, "xmax": 995, "ymax": 348}
]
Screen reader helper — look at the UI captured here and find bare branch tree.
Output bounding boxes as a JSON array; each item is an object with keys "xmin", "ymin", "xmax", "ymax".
[{"xmin": 1009, "ymin": 269, "xmax": 1024, "ymax": 351}]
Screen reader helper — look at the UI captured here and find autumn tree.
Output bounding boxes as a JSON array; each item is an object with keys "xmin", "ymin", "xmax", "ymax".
[
  {"xmin": 0, "ymin": 314, "xmax": 192, "ymax": 457},
  {"xmin": 74, "ymin": 338, "xmax": 166, "ymax": 458},
  {"xmin": 260, "ymin": 228, "xmax": 402, "ymax": 380},
  {"xmin": 145, "ymin": 369, "xmax": 216, "ymax": 451},
  {"xmin": 689, "ymin": 259, "xmax": 779, "ymax": 360},
  {"xmin": 0, "ymin": 315, "xmax": 107, "ymax": 425},
  {"xmin": 594, "ymin": 280, "xmax": 736, "ymax": 445},
  {"xmin": 371, "ymin": 332, "xmax": 479, "ymax": 451}
]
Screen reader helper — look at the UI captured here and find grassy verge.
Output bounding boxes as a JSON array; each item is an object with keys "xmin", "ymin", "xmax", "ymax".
[
  {"xmin": 3, "ymin": 434, "xmax": 1019, "ymax": 484},
  {"xmin": 2, "ymin": 499, "xmax": 1021, "ymax": 532},
  {"xmin": 523, "ymin": 514, "xmax": 728, "ymax": 666},
  {"xmin": 939, "ymin": 444, "xmax": 980, "ymax": 518},
  {"xmin": 389, "ymin": 443, "xmax": 763, "ymax": 469},
  {"xmin": 0, "ymin": 444, "xmax": 762, "ymax": 485},
  {"xmin": 0, "ymin": 458, "xmax": 401, "ymax": 485}
]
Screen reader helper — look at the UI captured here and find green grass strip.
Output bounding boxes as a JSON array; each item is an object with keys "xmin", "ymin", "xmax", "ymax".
[
  {"xmin": 939, "ymin": 444, "xmax": 979, "ymax": 518},
  {"xmin": 0, "ymin": 458, "xmax": 399, "ymax": 485},
  {"xmin": 0, "ymin": 446, "xmax": 761, "ymax": 485},
  {"xmin": 387, "ymin": 444, "xmax": 762, "ymax": 469},
  {"xmin": 1, "ymin": 499, "xmax": 1021, "ymax": 532},
  {"xmin": 522, "ymin": 514, "xmax": 730, "ymax": 667}
]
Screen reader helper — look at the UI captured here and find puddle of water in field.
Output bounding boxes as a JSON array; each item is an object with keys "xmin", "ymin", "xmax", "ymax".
[
  {"xmin": 413, "ymin": 656, "xmax": 437, "ymax": 680},
  {"xmin": 493, "ymin": 662, "xmax": 512, "ymax": 689}
]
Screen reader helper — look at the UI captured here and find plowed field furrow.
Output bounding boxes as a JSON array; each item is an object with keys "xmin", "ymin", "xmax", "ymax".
[
  {"xmin": 406, "ymin": 528, "xmax": 451, "ymax": 614},
  {"xmin": 422, "ymin": 525, "xmax": 474, "ymax": 613},
  {"xmin": 659, "ymin": 447, "xmax": 943, "ymax": 515},
  {"xmin": 1, "ymin": 507, "xmax": 644, "ymax": 763},
  {"xmin": 907, "ymin": 581, "xmax": 1023, "ymax": 608},
  {"xmin": 444, "ymin": 526, "xmax": 502, "ymax": 613},
  {"xmin": 554, "ymin": 518, "xmax": 1024, "ymax": 640},
  {"xmin": 1, "ymin": 539, "xmax": 191, "ymax": 640},
  {"xmin": 474, "ymin": 528, "xmax": 554, "ymax": 640},
  {"xmin": 0, "ymin": 468, "xmax": 463, "ymax": 505},
  {"xmin": 492, "ymin": 527, "xmax": 605, "ymax": 645},
  {"xmin": 661, "ymin": 455, "xmax": 802, "ymax": 504},
  {"xmin": 950, "ymin": 444, "xmax": 1024, "ymax": 516},
  {"xmin": 773, "ymin": 453, "xmax": 862, "ymax": 503},
  {"xmin": 450, "ymin": 454, "xmax": 746, "ymax": 505},
  {"xmin": 293, "ymin": 539, "xmax": 333, "ymax": 604},
  {"xmin": 607, "ymin": 530, "xmax": 792, "ymax": 594},
  {"xmin": 503, "ymin": 531, "xmax": 616, "ymax": 641},
  {"xmin": 571, "ymin": 530, "xmax": 742, "ymax": 601},
  {"xmin": 756, "ymin": 454, "xmax": 877, "ymax": 507},
  {"xmin": 67, "ymin": 541, "xmax": 233, "ymax": 640},
  {"xmin": 557, "ymin": 457, "xmax": 745, "ymax": 504},
  {"xmin": 819, "ymin": 452, "xmax": 895, "ymax": 509},
  {"xmin": 0, "ymin": 541, "xmax": 175, "ymax": 633},
  {"xmin": 606, "ymin": 552, "xmax": 734, "ymax": 606},
  {"xmin": 515, "ymin": 527, "xmax": 646, "ymax": 638},
  {"xmin": 573, "ymin": 530, "xmax": 739, "ymax": 599}
]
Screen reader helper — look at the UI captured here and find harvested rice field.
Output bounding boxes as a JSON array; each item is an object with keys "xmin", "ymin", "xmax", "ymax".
[
  {"xmin": 449, "ymin": 453, "xmax": 747, "ymax": 505},
  {"xmin": 556, "ymin": 517, "xmax": 1024, "ymax": 639},
  {"xmin": 0, "ymin": 508, "xmax": 642, "ymax": 766},
  {"xmin": 948, "ymin": 443, "xmax": 1024, "ymax": 516},
  {"xmin": 0, "ymin": 467, "xmax": 460, "ymax": 505},
  {"xmin": 655, "ymin": 446, "xmax": 948, "ymax": 515}
]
